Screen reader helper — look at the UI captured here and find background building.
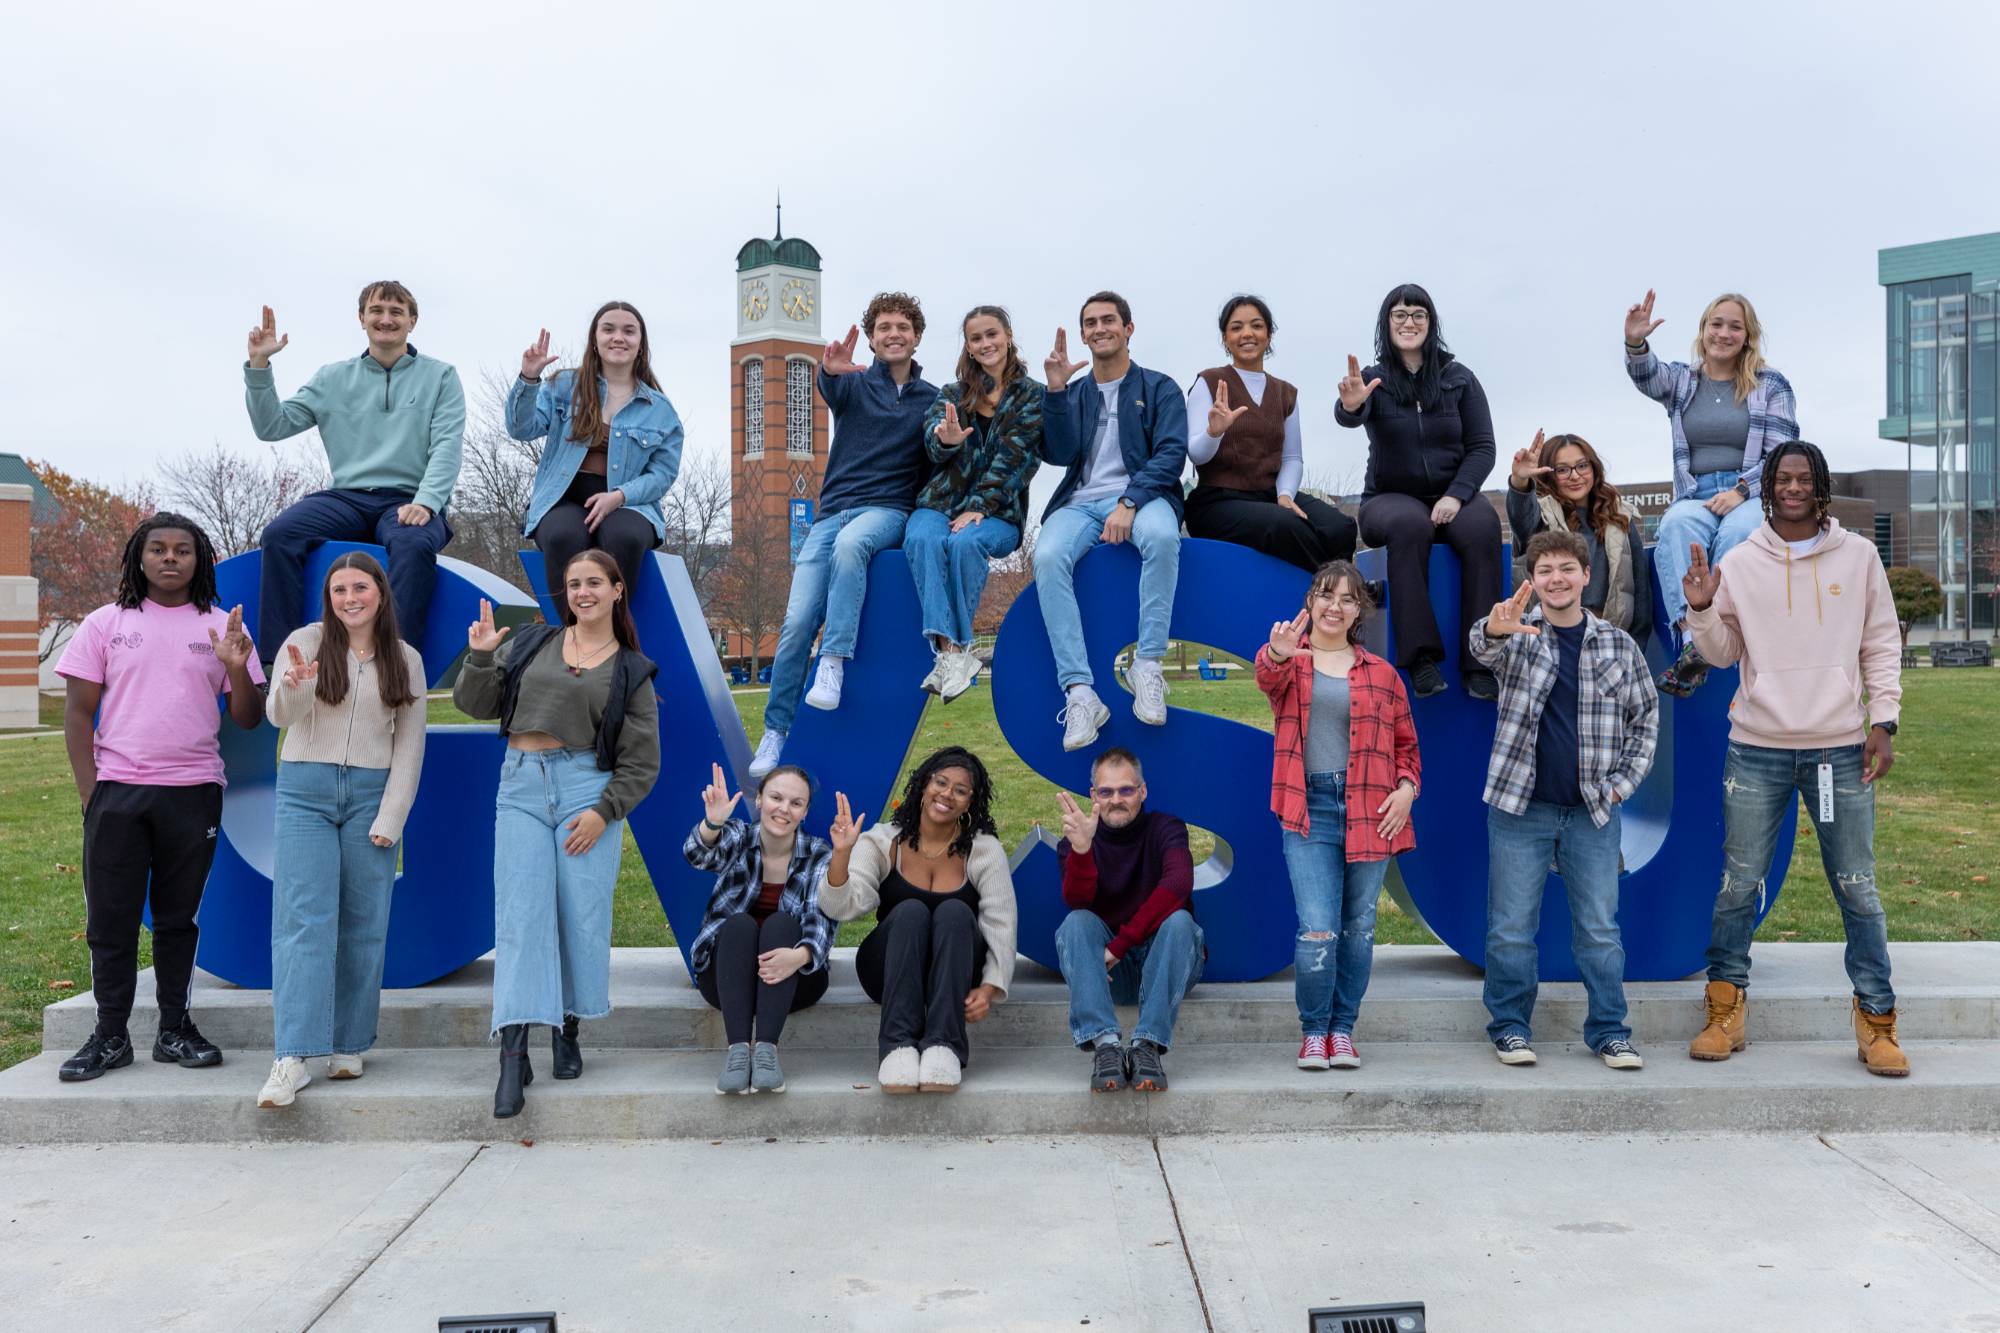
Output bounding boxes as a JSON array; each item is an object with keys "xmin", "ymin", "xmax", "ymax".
[{"xmin": 1880, "ymin": 230, "xmax": 2000, "ymax": 638}]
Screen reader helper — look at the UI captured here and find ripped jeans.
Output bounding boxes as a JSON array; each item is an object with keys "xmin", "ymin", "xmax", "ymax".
[
  {"xmin": 1280, "ymin": 773, "xmax": 1391, "ymax": 1036},
  {"xmin": 1708, "ymin": 741, "xmax": 1894, "ymax": 1013}
]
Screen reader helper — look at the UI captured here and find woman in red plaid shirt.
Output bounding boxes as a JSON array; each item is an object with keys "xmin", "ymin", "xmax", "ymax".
[{"xmin": 1255, "ymin": 561, "xmax": 1422, "ymax": 1072}]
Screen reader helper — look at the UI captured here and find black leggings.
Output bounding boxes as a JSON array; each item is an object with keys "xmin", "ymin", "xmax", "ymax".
[
  {"xmin": 854, "ymin": 897, "xmax": 987, "ymax": 1063},
  {"xmin": 695, "ymin": 912, "xmax": 829, "ymax": 1045},
  {"xmin": 1184, "ymin": 486, "xmax": 1357, "ymax": 573},
  {"xmin": 1358, "ymin": 491, "xmax": 1504, "ymax": 672},
  {"xmin": 533, "ymin": 472, "xmax": 658, "ymax": 618}
]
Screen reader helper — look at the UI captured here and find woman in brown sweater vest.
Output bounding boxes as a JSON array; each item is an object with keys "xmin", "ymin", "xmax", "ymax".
[{"xmin": 1185, "ymin": 295, "xmax": 1357, "ymax": 572}]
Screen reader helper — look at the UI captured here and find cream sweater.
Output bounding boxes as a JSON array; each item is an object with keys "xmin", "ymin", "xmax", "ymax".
[
  {"xmin": 266, "ymin": 625, "xmax": 428, "ymax": 842},
  {"xmin": 817, "ymin": 824, "xmax": 1019, "ymax": 998}
]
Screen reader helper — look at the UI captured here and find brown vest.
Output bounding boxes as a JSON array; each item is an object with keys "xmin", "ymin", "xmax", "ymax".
[{"xmin": 1195, "ymin": 366, "xmax": 1297, "ymax": 494}]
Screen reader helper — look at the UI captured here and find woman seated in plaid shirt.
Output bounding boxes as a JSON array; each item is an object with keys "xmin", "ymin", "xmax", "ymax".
[{"xmin": 684, "ymin": 762, "xmax": 839, "ymax": 1096}]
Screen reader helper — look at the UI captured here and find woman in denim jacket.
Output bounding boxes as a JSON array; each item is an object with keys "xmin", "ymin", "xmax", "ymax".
[{"xmin": 510, "ymin": 301, "xmax": 684, "ymax": 617}]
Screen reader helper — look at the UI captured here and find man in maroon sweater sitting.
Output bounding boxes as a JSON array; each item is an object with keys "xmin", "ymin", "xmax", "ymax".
[{"xmin": 1054, "ymin": 747, "xmax": 1205, "ymax": 1092}]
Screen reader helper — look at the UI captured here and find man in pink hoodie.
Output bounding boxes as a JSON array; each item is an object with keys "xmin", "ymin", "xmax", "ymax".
[{"xmin": 1679, "ymin": 441, "xmax": 1908, "ymax": 1077}]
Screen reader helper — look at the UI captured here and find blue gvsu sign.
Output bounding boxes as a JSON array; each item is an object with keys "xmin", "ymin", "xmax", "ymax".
[{"xmin": 197, "ymin": 539, "xmax": 1793, "ymax": 988}]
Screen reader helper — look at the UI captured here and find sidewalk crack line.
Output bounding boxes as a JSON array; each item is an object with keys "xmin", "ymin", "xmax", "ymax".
[
  {"xmin": 1152, "ymin": 1135, "xmax": 1215, "ymax": 1332},
  {"xmin": 300, "ymin": 1143, "xmax": 488, "ymax": 1331}
]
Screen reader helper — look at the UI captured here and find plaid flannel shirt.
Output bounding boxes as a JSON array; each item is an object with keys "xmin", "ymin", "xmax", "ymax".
[
  {"xmin": 1624, "ymin": 346, "xmax": 1798, "ymax": 501},
  {"xmin": 1253, "ymin": 637, "xmax": 1421, "ymax": 856},
  {"xmin": 1467, "ymin": 608, "xmax": 1659, "ymax": 828},
  {"xmin": 681, "ymin": 818, "xmax": 837, "ymax": 976}
]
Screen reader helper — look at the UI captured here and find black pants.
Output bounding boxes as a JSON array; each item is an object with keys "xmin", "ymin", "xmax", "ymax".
[
  {"xmin": 81, "ymin": 782, "xmax": 224, "ymax": 1037},
  {"xmin": 1184, "ymin": 486, "xmax": 1357, "ymax": 573},
  {"xmin": 532, "ymin": 473, "xmax": 660, "ymax": 619},
  {"xmin": 695, "ymin": 912, "xmax": 829, "ymax": 1045},
  {"xmin": 1358, "ymin": 492, "xmax": 1504, "ymax": 671},
  {"xmin": 855, "ymin": 897, "xmax": 986, "ymax": 1063}
]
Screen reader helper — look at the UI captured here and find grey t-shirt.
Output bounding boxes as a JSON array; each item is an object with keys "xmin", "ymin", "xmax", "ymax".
[
  {"xmin": 1071, "ymin": 376, "xmax": 1131, "ymax": 505},
  {"xmin": 1684, "ymin": 376, "xmax": 1751, "ymax": 477},
  {"xmin": 1304, "ymin": 671, "xmax": 1352, "ymax": 777}
]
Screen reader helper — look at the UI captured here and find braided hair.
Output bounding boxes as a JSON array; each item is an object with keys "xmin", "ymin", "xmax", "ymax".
[
  {"xmin": 888, "ymin": 746, "xmax": 997, "ymax": 860},
  {"xmin": 1759, "ymin": 440, "xmax": 1833, "ymax": 529},
  {"xmin": 115, "ymin": 513, "xmax": 220, "ymax": 612}
]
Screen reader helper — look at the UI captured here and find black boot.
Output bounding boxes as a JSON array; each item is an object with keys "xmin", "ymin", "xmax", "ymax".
[
  {"xmin": 494, "ymin": 1023, "xmax": 534, "ymax": 1119},
  {"xmin": 552, "ymin": 1014, "xmax": 583, "ymax": 1080}
]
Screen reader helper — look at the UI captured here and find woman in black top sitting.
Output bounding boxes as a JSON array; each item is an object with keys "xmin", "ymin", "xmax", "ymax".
[
  {"xmin": 818, "ymin": 747, "xmax": 1018, "ymax": 1095},
  {"xmin": 1335, "ymin": 283, "xmax": 1503, "ymax": 700}
]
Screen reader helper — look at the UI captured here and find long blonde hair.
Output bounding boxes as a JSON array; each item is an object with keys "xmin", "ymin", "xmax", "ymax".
[{"xmin": 1689, "ymin": 292, "xmax": 1766, "ymax": 404}]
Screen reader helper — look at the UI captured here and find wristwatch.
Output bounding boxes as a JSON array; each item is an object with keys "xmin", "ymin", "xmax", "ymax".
[
  {"xmin": 1117, "ymin": 497, "xmax": 1138, "ymax": 511},
  {"xmin": 1871, "ymin": 721, "xmax": 1898, "ymax": 737},
  {"xmin": 1733, "ymin": 479, "xmax": 1751, "ymax": 499}
]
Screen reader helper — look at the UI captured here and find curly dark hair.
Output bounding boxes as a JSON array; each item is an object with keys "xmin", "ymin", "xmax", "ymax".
[
  {"xmin": 116, "ymin": 512, "xmax": 220, "ymax": 612},
  {"xmin": 1760, "ymin": 439, "xmax": 1832, "ymax": 529},
  {"xmin": 863, "ymin": 291, "xmax": 925, "ymax": 341},
  {"xmin": 888, "ymin": 746, "xmax": 997, "ymax": 860}
]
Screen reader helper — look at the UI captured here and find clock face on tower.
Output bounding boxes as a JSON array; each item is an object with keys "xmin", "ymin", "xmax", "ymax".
[
  {"xmin": 782, "ymin": 278, "xmax": 814, "ymax": 321},
  {"xmin": 741, "ymin": 278, "xmax": 769, "ymax": 321}
]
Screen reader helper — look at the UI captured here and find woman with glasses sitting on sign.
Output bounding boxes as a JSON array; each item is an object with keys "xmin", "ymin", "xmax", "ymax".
[{"xmin": 1502, "ymin": 431, "xmax": 1652, "ymax": 650}]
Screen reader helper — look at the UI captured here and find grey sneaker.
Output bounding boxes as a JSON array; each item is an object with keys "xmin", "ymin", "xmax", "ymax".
[
  {"xmin": 936, "ymin": 649, "xmax": 983, "ymax": 702},
  {"xmin": 751, "ymin": 1041, "xmax": 786, "ymax": 1093},
  {"xmin": 920, "ymin": 651, "xmax": 947, "ymax": 695},
  {"xmin": 716, "ymin": 1042, "xmax": 752, "ymax": 1095},
  {"xmin": 748, "ymin": 730, "xmax": 785, "ymax": 782},
  {"xmin": 1060, "ymin": 687, "xmax": 1112, "ymax": 752},
  {"xmin": 1128, "ymin": 658, "xmax": 1170, "ymax": 725}
]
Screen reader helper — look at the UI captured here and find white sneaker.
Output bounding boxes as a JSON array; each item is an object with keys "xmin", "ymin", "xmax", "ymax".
[
  {"xmin": 1129, "ymin": 658, "xmax": 1170, "ymax": 726},
  {"xmin": 257, "ymin": 1056, "xmax": 311, "ymax": 1109},
  {"xmin": 804, "ymin": 656, "xmax": 846, "ymax": 710},
  {"xmin": 878, "ymin": 1046, "xmax": 920, "ymax": 1093},
  {"xmin": 920, "ymin": 650, "xmax": 947, "ymax": 695},
  {"xmin": 1060, "ymin": 686, "xmax": 1112, "ymax": 752},
  {"xmin": 748, "ymin": 730, "xmax": 786, "ymax": 781},
  {"xmin": 326, "ymin": 1053, "xmax": 363, "ymax": 1080},
  {"xmin": 918, "ymin": 1045, "xmax": 962, "ymax": 1092},
  {"xmin": 937, "ymin": 649, "xmax": 982, "ymax": 703}
]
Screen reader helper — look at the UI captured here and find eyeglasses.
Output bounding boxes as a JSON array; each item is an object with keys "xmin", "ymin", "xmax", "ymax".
[
  {"xmin": 1092, "ymin": 785, "xmax": 1140, "ymax": 800},
  {"xmin": 1388, "ymin": 309, "xmax": 1430, "ymax": 327},
  {"xmin": 1550, "ymin": 463, "xmax": 1594, "ymax": 479},
  {"xmin": 1311, "ymin": 591, "xmax": 1361, "ymax": 609}
]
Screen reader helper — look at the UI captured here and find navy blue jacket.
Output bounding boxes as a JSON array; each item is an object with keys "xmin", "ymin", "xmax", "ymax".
[
  {"xmin": 815, "ymin": 359, "xmax": 940, "ymax": 518},
  {"xmin": 1039, "ymin": 362, "xmax": 1188, "ymax": 522}
]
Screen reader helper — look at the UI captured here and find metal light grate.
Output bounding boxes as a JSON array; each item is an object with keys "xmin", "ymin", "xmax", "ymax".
[
  {"xmin": 1307, "ymin": 1302, "xmax": 1425, "ymax": 1333},
  {"xmin": 438, "ymin": 1314, "xmax": 557, "ymax": 1333}
]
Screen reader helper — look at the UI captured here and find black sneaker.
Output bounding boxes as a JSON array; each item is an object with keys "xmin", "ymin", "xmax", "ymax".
[
  {"xmin": 1598, "ymin": 1039, "xmax": 1644, "ymax": 1070},
  {"xmin": 1463, "ymin": 670, "xmax": 1499, "ymax": 702},
  {"xmin": 153, "ymin": 1019, "xmax": 223, "ymax": 1068},
  {"xmin": 1410, "ymin": 659, "xmax": 1447, "ymax": 698},
  {"xmin": 1494, "ymin": 1034, "xmax": 1537, "ymax": 1065},
  {"xmin": 59, "ymin": 1031, "xmax": 134, "ymax": 1082},
  {"xmin": 1089, "ymin": 1041, "xmax": 1127, "ymax": 1093},
  {"xmin": 1129, "ymin": 1041, "xmax": 1170, "ymax": 1092}
]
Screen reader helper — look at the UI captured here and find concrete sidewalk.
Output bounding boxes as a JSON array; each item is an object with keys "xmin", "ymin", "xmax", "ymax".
[{"xmin": 4, "ymin": 1132, "xmax": 1998, "ymax": 1331}]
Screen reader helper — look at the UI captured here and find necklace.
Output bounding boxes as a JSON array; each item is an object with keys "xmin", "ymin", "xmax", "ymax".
[
  {"xmin": 565, "ymin": 628, "xmax": 617, "ymax": 676},
  {"xmin": 908, "ymin": 835, "xmax": 956, "ymax": 861}
]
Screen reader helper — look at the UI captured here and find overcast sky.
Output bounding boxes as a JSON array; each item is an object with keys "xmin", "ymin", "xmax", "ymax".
[{"xmin": 6, "ymin": 1, "xmax": 1997, "ymax": 520}]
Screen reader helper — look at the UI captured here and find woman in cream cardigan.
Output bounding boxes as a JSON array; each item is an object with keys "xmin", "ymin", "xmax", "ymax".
[{"xmin": 819, "ymin": 746, "xmax": 1017, "ymax": 1093}]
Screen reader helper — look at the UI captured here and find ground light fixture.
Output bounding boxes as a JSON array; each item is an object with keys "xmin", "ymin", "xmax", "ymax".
[
  {"xmin": 438, "ymin": 1314, "xmax": 557, "ymax": 1333},
  {"xmin": 1307, "ymin": 1301, "xmax": 1426, "ymax": 1332}
]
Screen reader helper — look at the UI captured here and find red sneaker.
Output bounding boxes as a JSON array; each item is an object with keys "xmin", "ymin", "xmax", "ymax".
[
  {"xmin": 1328, "ymin": 1033, "xmax": 1361, "ymax": 1069},
  {"xmin": 1297, "ymin": 1033, "xmax": 1331, "ymax": 1070}
]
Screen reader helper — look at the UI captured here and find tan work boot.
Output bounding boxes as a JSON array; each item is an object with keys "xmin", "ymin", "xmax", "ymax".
[
  {"xmin": 1689, "ymin": 980, "xmax": 1747, "ymax": 1061},
  {"xmin": 1854, "ymin": 1000, "xmax": 1910, "ymax": 1078}
]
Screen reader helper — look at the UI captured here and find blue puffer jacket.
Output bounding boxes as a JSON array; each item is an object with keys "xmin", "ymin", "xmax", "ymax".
[{"xmin": 507, "ymin": 370, "xmax": 684, "ymax": 538}]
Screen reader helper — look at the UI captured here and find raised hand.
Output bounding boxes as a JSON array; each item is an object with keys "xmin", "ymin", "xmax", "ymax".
[
  {"xmin": 247, "ymin": 306, "xmax": 288, "ymax": 368},
  {"xmin": 282, "ymin": 641, "xmax": 320, "ymax": 689},
  {"xmin": 1268, "ymin": 609, "xmax": 1309, "ymax": 659},
  {"xmin": 829, "ymin": 791, "xmax": 867, "ymax": 853},
  {"xmin": 1337, "ymin": 354, "xmax": 1382, "ymax": 413},
  {"xmin": 1682, "ymin": 542, "xmax": 1721, "ymax": 612},
  {"xmin": 1056, "ymin": 789, "xmax": 1098, "ymax": 855},
  {"xmin": 520, "ymin": 327, "xmax": 557, "ymax": 380},
  {"xmin": 1510, "ymin": 429, "xmax": 1552, "ymax": 489},
  {"xmin": 935, "ymin": 401, "xmax": 973, "ymax": 447},
  {"xmin": 1486, "ymin": 581, "xmax": 1541, "ymax": 637},
  {"xmin": 1624, "ymin": 289, "xmax": 1664, "ymax": 345},
  {"xmin": 1045, "ymin": 328, "xmax": 1086, "ymax": 391},
  {"xmin": 208, "ymin": 605, "xmax": 254, "ymax": 669},
  {"xmin": 701, "ymin": 761, "xmax": 741, "ymax": 827},
  {"xmin": 1206, "ymin": 381, "xmax": 1249, "ymax": 438},
  {"xmin": 467, "ymin": 598, "xmax": 511, "ymax": 654},
  {"xmin": 822, "ymin": 324, "xmax": 864, "ymax": 375}
]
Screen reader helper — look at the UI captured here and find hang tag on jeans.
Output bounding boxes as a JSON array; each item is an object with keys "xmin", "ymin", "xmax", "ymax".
[{"xmin": 1817, "ymin": 763, "xmax": 1835, "ymax": 824}]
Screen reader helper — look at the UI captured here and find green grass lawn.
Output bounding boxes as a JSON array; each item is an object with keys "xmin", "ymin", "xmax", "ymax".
[{"xmin": 4, "ymin": 672, "xmax": 1994, "ymax": 1071}]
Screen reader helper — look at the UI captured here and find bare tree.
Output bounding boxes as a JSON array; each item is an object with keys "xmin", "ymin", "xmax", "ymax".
[
  {"xmin": 443, "ymin": 367, "xmax": 543, "ymax": 590},
  {"xmin": 157, "ymin": 440, "xmax": 329, "ymax": 557},
  {"xmin": 660, "ymin": 452, "xmax": 732, "ymax": 611},
  {"xmin": 973, "ymin": 519, "xmax": 1037, "ymax": 639},
  {"xmin": 710, "ymin": 511, "xmax": 794, "ymax": 679}
]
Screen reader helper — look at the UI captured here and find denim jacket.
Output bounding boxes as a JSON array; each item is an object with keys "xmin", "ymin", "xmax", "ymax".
[{"xmin": 508, "ymin": 370, "xmax": 684, "ymax": 539}]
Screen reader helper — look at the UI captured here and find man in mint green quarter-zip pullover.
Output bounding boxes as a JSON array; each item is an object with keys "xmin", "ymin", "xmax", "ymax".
[{"xmin": 243, "ymin": 279, "xmax": 464, "ymax": 660}]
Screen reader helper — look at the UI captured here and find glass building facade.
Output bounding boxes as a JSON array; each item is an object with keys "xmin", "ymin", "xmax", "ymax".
[{"xmin": 1880, "ymin": 232, "xmax": 2000, "ymax": 635}]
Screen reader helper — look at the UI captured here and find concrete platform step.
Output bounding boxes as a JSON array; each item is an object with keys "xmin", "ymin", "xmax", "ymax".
[
  {"xmin": 42, "ymin": 943, "xmax": 2000, "ymax": 1053},
  {"xmin": 3, "ymin": 1039, "xmax": 1994, "ymax": 1144}
]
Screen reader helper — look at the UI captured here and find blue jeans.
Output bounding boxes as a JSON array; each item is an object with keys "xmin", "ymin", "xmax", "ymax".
[
  {"xmin": 1280, "ymin": 773, "xmax": 1392, "ymax": 1036},
  {"xmin": 1654, "ymin": 470, "xmax": 1764, "ymax": 637},
  {"xmin": 1709, "ymin": 741, "xmax": 1893, "ymax": 1012},
  {"xmin": 259, "ymin": 487, "xmax": 451, "ymax": 658},
  {"xmin": 1055, "ymin": 907, "xmax": 1205, "ymax": 1051},
  {"xmin": 271, "ymin": 762, "xmax": 398, "ymax": 1058},
  {"xmin": 903, "ymin": 507, "xmax": 1021, "ymax": 649},
  {"xmin": 1483, "ymin": 800, "xmax": 1631, "ymax": 1050},
  {"xmin": 491, "ymin": 748, "xmax": 624, "ymax": 1033},
  {"xmin": 763, "ymin": 506, "xmax": 908, "ymax": 734},
  {"xmin": 1032, "ymin": 496, "xmax": 1182, "ymax": 689}
]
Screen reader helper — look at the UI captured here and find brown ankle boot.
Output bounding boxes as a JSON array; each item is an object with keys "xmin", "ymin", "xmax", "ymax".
[
  {"xmin": 1854, "ymin": 1000, "xmax": 1910, "ymax": 1078},
  {"xmin": 1689, "ymin": 980, "xmax": 1747, "ymax": 1061}
]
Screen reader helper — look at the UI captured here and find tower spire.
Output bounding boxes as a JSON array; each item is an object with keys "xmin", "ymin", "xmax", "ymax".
[{"xmin": 774, "ymin": 189, "xmax": 783, "ymax": 241}]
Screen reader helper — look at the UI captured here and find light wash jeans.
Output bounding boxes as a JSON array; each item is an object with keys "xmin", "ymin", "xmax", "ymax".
[
  {"xmin": 1033, "ymin": 496, "xmax": 1181, "ymax": 690},
  {"xmin": 491, "ymin": 747, "xmax": 624, "ymax": 1034},
  {"xmin": 1482, "ymin": 800, "xmax": 1631, "ymax": 1051},
  {"xmin": 1055, "ymin": 907, "xmax": 1204, "ymax": 1051},
  {"xmin": 764, "ymin": 505, "xmax": 908, "ymax": 734},
  {"xmin": 903, "ymin": 507, "xmax": 1021, "ymax": 649},
  {"xmin": 271, "ymin": 762, "xmax": 397, "ymax": 1059},
  {"xmin": 1654, "ymin": 469, "xmax": 1764, "ymax": 638},
  {"xmin": 1280, "ymin": 773, "xmax": 1392, "ymax": 1036},
  {"xmin": 1709, "ymin": 741, "xmax": 1893, "ymax": 1012}
]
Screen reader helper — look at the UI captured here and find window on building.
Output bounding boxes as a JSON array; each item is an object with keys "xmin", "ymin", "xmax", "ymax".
[
  {"xmin": 786, "ymin": 359, "xmax": 813, "ymax": 457},
  {"xmin": 742, "ymin": 358, "xmax": 764, "ymax": 458}
]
